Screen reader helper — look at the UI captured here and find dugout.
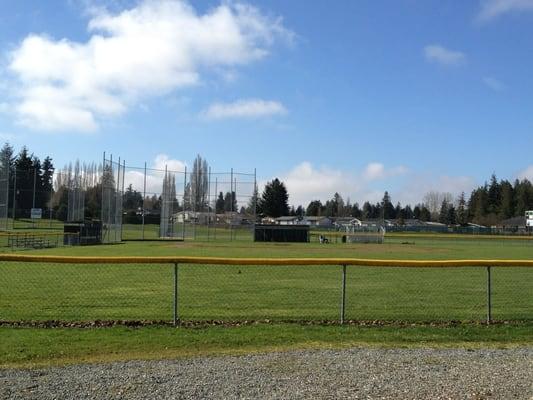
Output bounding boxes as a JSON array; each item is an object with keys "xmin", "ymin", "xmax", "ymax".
[
  {"xmin": 64, "ymin": 221, "xmax": 102, "ymax": 245},
  {"xmin": 254, "ymin": 224, "xmax": 309, "ymax": 243}
]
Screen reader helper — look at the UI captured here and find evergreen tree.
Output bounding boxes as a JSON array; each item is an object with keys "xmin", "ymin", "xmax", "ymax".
[
  {"xmin": 394, "ymin": 202, "xmax": 402, "ymax": 220},
  {"xmin": 306, "ymin": 200, "xmax": 323, "ymax": 216},
  {"xmin": 41, "ymin": 156, "xmax": 54, "ymax": 208},
  {"xmin": 487, "ymin": 173, "xmax": 501, "ymax": 215},
  {"xmin": 223, "ymin": 191, "xmax": 237, "ymax": 212},
  {"xmin": 362, "ymin": 201, "xmax": 373, "ymax": 219},
  {"xmin": 123, "ymin": 184, "xmax": 143, "ymax": 211},
  {"xmin": 216, "ymin": 192, "xmax": 225, "ymax": 214},
  {"xmin": 499, "ymin": 180, "xmax": 514, "ymax": 219},
  {"xmin": 324, "ymin": 193, "xmax": 343, "ymax": 217},
  {"xmin": 514, "ymin": 179, "xmax": 533, "ymax": 216},
  {"xmin": 259, "ymin": 178, "xmax": 289, "ymax": 217},
  {"xmin": 456, "ymin": 192, "xmax": 468, "ymax": 226},
  {"xmin": 446, "ymin": 204, "xmax": 457, "ymax": 225},
  {"xmin": 14, "ymin": 147, "xmax": 36, "ymax": 213},
  {"xmin": 381, "ymin": 191, "xmax": 395, "ymax": 219},
  {"xmin": 468, "ymin": 185, "xmax": 489, "ymax": 224},
  {"xmin": 438, "ymin": 199, "xmax": 449, "ymax": 224},
  {"xmin": 246, "ymin": 184, "xmax": 259, "ymax": 215},
  {"xmin": 419, "ymin": 205, "xmax": 431, "ymax": 221},
  {"xmin": 351, "ymin": 202, "xmax": 362, "ymax": 218},
  {"xmin": 413, "ymin": 205, "xmax": 421, "ymax": 220}
]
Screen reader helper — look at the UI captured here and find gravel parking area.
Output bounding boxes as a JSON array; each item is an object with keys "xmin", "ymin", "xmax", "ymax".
[{"xmin": 2, "ymin": 348, "xmax": 532, "ymax": 399}]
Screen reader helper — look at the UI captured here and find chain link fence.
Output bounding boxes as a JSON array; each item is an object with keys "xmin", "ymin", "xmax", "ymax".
[
  {"xmin": 1, "ymin": 257, "xmax": 531, "ymax": 324},
  {"xmin": 121, "ymin": 162, "xmax": 256, "ymax": 242}
]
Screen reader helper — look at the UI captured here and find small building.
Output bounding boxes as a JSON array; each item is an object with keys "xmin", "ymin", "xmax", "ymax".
[
  {"xmin": 333, "ymin": 217, "xmax": 362, "ymax": 228},
  {"xmin": 216, "ymin": 212, "xmax": 244, "ymax": 226},
  {"xmin": 174, "ymin": 211, "xmax": 216, "ymax": 224},
  {"xmin": 275, "ymin": 216, "xmax": 300, "ymax": 225},
  {"xmin": 303, "ymin": 216, "xmax": 333, "ymax": 227}
]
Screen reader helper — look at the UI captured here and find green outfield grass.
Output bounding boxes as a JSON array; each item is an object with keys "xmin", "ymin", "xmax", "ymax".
[
  {"xmin": 1, "ymin": 239, "xmax": 532, "ymax": 322},
  {"xmin": 1, "ymin": 236, "xmax": 532, "ymax": 368}
]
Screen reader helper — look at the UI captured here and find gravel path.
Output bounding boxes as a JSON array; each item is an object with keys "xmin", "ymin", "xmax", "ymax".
[{"xmin": 2, "ymin": 348, "xmax": 532, "ymax": 399}]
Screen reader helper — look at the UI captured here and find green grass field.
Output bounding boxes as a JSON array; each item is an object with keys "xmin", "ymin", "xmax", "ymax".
[{"xmin": 1, "ymin": 233, "xmax": 532, "ymax": 368}]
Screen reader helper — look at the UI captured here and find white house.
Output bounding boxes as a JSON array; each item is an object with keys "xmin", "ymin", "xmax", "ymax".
[
  {"xmin": 303, "ymin": 216, "xmax": 333, "ymax": 227},
  {"xmin": 275, "ymin": 216, "xmax": 300, "ymax": 225}
]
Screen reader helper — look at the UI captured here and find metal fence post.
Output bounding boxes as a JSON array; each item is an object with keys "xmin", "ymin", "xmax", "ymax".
[
  {"xmin": 487, "ymin": 266, "xmax": 492, "ymax": 324},
  {"xmin": 173, "ymin": 263, "xmax": 179, "ymax": 327},
  {"xmin": 340, "ymin": 264, "xmax": 347, "ymax": 324}
]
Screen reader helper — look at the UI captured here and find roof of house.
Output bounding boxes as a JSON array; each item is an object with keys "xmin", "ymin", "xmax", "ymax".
[
  {"xmin": 275, "ymin": 216, "xmax": 300, "ymax": 221},
  {"xmin": 499, "ymin": 216, "xmax": 526, "ymax": 227},
  {"xmin": 304, "ymin": 216, "xmax": 330, "ymax": 221},
  {"xmin": 333, "ymin": 217, "xmax": 359, "ymax": 223}
]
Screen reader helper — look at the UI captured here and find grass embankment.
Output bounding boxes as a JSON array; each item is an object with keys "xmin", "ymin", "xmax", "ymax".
[
  {"xmin": 2, "ymin": 323, "xmax": 532, "ymax": 369},
  {"xmin": 1, "ymin": 237, "xmax": 532, "ymax": 368}
]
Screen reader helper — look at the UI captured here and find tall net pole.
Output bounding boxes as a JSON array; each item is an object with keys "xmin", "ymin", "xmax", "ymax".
[
  {"xmin": 230, "ymin": 168, "xmax": 234, "ymax": 241},
  {"xmin": 121, "ymin": 159, "xmax": 125, "ymax": 241},
  {"xmin": 182, "ymin": 166, "xmax": 187, "ymax": 241},
  {"xmin": 142, "ymin": 162, "xmax": 146, "ymax": 240},
  {"xmin": 101, "ymin": 152, "xmax": 105, "ymax": 242},
  {"xmin": 207, "ymin": 166, "xmax": 211, "ymax": 241},
  {"xmin": 253, "ymin": 168, "xmax": 257, "ymax": 228},
  {"xmin": 32, "ymin": 168, "xmax": 36, "ymax": 229},
  {"xmin": 12, "ymin": 169, "xmax": 17, "ymax": 230},
  {"xmin": 115, "ymin": 157, "xmax": 120, "ymax": 243},
  {"xmin": 0, "ymin": 156, "xmax": 8, "ymax": 230},
  {"xmin": 214, "ymin": 177, "xmax": 218, "ymax": 240}
]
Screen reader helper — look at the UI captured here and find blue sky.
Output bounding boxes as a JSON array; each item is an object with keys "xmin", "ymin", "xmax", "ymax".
[{"xmin": 1, "ymin": 0, "xmax": 533, "ymax": 206}]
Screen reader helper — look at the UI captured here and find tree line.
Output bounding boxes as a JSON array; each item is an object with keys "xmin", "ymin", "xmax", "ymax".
[
  {"xmin": 3, "ymin": 142, "xmax": 533, "ymax": 226},
  {"xmin": 257, "ymin": 175, "xmax": 533, "ymax": 226},
  {"xmin": 0, "ymin": 143, "xmax": 54, "ymax": 216}
]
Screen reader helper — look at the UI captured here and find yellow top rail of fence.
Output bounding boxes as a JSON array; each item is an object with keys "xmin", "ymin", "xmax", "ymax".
[{"xmin": 0, "ymin": 254, "xmax": 532, "ymax": 267}]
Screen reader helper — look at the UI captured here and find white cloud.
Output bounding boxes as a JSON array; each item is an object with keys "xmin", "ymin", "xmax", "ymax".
[
  {"xmin": 6, "ymin": 0, "xmax": 292, "ymax": 132},
  {"xmin": 203, "ymin": 98, "xmax": 287, "ymax": 119},
  {"xmin": 276, "ymin": 161, "xmax": 408, "ymax": 206},
  {"xmin": 153, "ymin": 154, "xmax": 186, "ymax": 172},
  {"xmin": 362, "ymin": 162, "xmax": 408, "ymax": 181},
  {"xmin": 123, "ymin": 153, "xmax": 187, "ymax": 195},
  {"xmin": 477, "ymin": 0, "xmax": 533, "ymax": 22},
  {"xmin": 396, "ymin": 175, "xmax": 477, "ymax": 207},
  {"xmin": 518, "ymin": 165, "xmax": 533, "ymax": 181},
  {"xmin": 424, "ymin": 44, "xmax": 466, "ymax": 66},
  {"xmin": 483, "ymin": 76, "xmax": 506, "ymax": 91}
]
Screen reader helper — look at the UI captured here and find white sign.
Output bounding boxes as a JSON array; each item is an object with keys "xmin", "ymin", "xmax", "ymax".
[{"xmin": 30, "ymin": 208, "xmax": 42, "ymax": 219}]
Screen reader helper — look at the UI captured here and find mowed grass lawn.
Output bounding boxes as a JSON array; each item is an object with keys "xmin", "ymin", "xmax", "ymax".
[
  {"xmin": 1, "ymin": 236, "xmax": 532, "ymax": 368},
  {"xmin": 1, "ymin": 237, "xmax": 532, "ymax": 322}
]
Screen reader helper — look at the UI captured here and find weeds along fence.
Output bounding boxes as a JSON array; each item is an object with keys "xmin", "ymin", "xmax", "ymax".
[{"xmin": 0, "ymin": 255, "xmax": 532, "ymax": 325}]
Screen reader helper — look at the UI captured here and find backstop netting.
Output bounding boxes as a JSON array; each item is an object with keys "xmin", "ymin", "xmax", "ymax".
[
  {"xmin": 0, "ymin": 156, "xmax": 8, "ymax": 230},
  {"xmin": 101, "ymin": 156, "xmax": 124, "ymax": 243},
  {"xmin": 67, "ymin": 163, "xmax": 85, "ymax": 222},
  {"xmin": 160, "ymin": 169, "xmax": 177, "ymax": 238},
  {"xmin": 119, "ymin": 158, "xmax": 257, "ymax": 241},
  {"xmin": 345, "ymin": 225, "xmax": 386, "ymax": 244}
]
